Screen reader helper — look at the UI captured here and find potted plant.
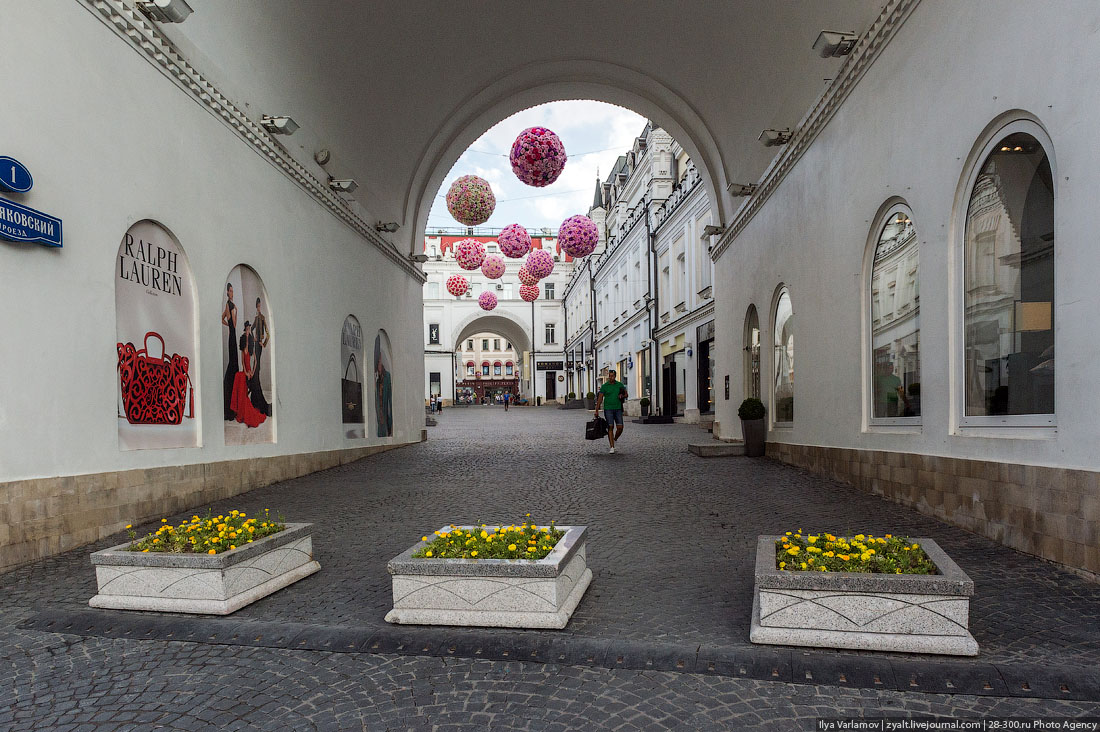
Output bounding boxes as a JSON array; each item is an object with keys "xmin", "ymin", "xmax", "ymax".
[
  {"xmin": 639, "ymin": 397, "xmax": 651, "ymax": 417},
  {"xmin": 738, "ymin": 397, "xmax": 766, "ymax": 457},
  {"xmin": 585, "ymin": 391, "xmax": 596, "ymax": 409},
  {"xmin": 88, "ymin": 510, "xmax": 319, "ymax": 615},
  {"xmin": 567, "ymin": 391, "xmax": 576, "ymax": 400},
  {"xmin": 386, "ymin": 518, "xmax": 592, "ymax": 629}
]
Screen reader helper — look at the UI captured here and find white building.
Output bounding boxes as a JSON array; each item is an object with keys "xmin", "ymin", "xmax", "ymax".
[
  {"xmin": 422, "ymin": 231, "xmax": 574, "ymax": 405},
  {"xmin": 564, "ymin": 124, "xmax": 715, "ymax": 421}
]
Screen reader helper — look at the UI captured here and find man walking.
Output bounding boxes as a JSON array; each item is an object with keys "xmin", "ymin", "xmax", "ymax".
[{"xmin": 594, "ymin": 370, "xmax": 627, "ymax": 454}]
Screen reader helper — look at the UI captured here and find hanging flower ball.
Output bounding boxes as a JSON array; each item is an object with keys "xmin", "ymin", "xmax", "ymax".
[
  {"xmin": 445, "ymin": 273, "xmax": 469, "ymax": 297},
  {"xmin": 446, "ymin": 175, "xmax": 496, "ymax": 226},
  {"xmin": 520, "ymin": 284, "xmax": 540, "ymax": 302},
  {"xmin": 481, "ymin": 254, "xmax": 505, "ymax": 280},
  {"xmin": 454, "ymin": 238, "xmax": 486, "ymax": 270},
  {"xmin": 510, "ymin": 127, "xmax": 567, "ymax": 187},
  {"xmin": 558, "ymin": 214, "xmax": 599, "ymax": 258},
  {"xmin": 517, "ymin": 265, "xmax": 539, "ymax": 286},
  {"xmin": 498, "ymin": 223, "xmax": 532, "ymax": 258},
  {"xmin": 478, "ymin": 291, "xmax": 498, "ymax": 311},
  {"xmin": 525, "ymin": 248, "xmax": 555, "ymax": 279}
]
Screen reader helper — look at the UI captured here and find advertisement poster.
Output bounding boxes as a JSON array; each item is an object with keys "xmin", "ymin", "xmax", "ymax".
[
  {"xmin": 222, "ymin": 264, "xmax": 275, "ymax": 445},
  {"xmin": 374, "ymin": 330, "xmax": 394, "ymax": 437},
  {"xmin": 115, "ymin": 220, "xmax": 199, "ymax": 450},
  {"xmin": 341, "ymin": 315, "xmax": 365, "ymax": 438}
]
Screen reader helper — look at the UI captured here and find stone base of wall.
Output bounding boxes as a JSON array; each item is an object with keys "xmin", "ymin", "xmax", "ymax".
[
  {"xmin": 766, "ymin": 443, "xmax": 1100, "ymax": 578},
  {"xmin": 0, "ymin": 438, "xmax": 423, "ymax": 575}
]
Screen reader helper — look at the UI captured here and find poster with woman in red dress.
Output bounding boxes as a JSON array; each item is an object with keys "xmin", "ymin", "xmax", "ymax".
[{"xmin": 223, "ymin": 265, "xmax": 275, "ymax": 445}]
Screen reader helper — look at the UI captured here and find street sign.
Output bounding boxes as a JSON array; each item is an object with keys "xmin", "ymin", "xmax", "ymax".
[
  {"xmin": 0, "ymin": 197, "xmax": 62, "ymax": 248},
  {"xmin": 0, "ymin": 156, "xmax": 33, "ymax": 193}
]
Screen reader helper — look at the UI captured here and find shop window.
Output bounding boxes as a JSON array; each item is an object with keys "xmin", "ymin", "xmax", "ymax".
[
  {"xmin": 869, "ymin": 206, "xmax": 921, "ymax": 422},
  {"xmin": 773, "ymin": 288, "xmax": 794, "ymax": 424},
  {"xmin": 962, "ymin": 125, "xmax": 1054, "ymax": 422}
]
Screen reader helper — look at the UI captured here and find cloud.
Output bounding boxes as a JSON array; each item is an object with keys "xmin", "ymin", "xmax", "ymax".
[{"xmin": 427, "ymin": 101, "xmax": 648, "ymax": 231}]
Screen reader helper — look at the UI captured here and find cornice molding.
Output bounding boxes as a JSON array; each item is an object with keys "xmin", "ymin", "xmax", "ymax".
[
  {"xmin": 655, "ymin": 301, "xmax": 715, "ymax": 340},
  {"xmin": 710, "ymin": 0, "xmax": 921, "ymax": 263},
  {"xmin": 79, "ymin": 0, "xmax": 425, "ymax": 283}
]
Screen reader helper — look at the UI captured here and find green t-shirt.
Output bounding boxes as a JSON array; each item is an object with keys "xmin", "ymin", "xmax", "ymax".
[{"xmin": 599, "ymin": 380, "xmax": 627, "ymax": 410}]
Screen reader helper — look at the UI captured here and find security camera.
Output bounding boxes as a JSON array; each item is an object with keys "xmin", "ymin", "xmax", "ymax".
[
  {"xmin": 409, "ymin": 254, "xmax": 429, "ymax": 264},
  {"xmin": 727, "ymin": 183, "xmax": 758, "ymax": 197},
  {"xmin": 137, "ymin": 0, "xmax": 193, "ymax": 23},
  {"xmin": 260, "ymin": 115, "xmax": 299, "ymax": 136},
  {"xmin": 328, "ymin": 179, "xmax": 358, "ymax": 194},
  {"xmin": 813, "ymin": 30, "xmax": 858, "ymax": 58},
  {"xmin": 758, "ymin": 129, "xmax": 792, "ymax": 147},
  {"xmin": 375, "ymin": 222, "xmax": 400, "ymax": 233}
]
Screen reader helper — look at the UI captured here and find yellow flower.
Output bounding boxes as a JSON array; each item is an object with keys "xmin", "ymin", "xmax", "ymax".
[
  {"xmin": 126, "ymin": 524, "xmax": 132, "ymax": 529},
  {"xmin": 425, "ymin": 550, "xmax": 433, "ymax": 557},
  {"xmin": 471, "ymin": 551, "xmax": 478, "ymax": 557},
  {"xmin": 422, "ymin": 536, "xmax": 428, "ymax": 542},
  {"xmin": 800, "ymin": 562, "xmax": 807, "ymax": 570},
  {"xmin": 161, "ymin": 518, "xmax": 168, "ymax": 523},
  {"xmin": 507, "ymin": 544, "xmax": 516, "ymax": 551},
  {"xmin": 807, "ymin": 536, "xmax": 818, "ymax": 544},
  {"xmin": 142, "ymin": 549, "xmax": 149, "ymax": 553},
  {"xmin": 839, "ymin": 554, "xmax": 850, "ymax": 561},
  {"xmin": 885, "ymin": 534, "xmax": 893, "ymax": 539},
  {"xmin": 785, "ymin": 531, "xmax": 791, "ymax": 536},
  {"xmin": 806, "ymin": 546, "xmax": 822, "ymax": 554},
  {"xmin": 208, "ymin": 549, "xmax": 216, "ymax": 555},
  {"xmin": 481, "ymin": 531, "xmax": 488, "ymax": 539},
  {"xmin": 779, "ymin": 561, "xmax": 786, "ymax": 569},
  {"xmin": 807, "ymin": 557, "xmax": 814, "ymax": 564},
  {"xmin": 229, "ymin": 545, "xmax": 236, "ymax": 550},
  {"xmin": 527, "ymin": 547, "xmax": 535, "ymax": 553},
  {"xmin": 854, "ymin": 534, "xmax": 865, "ymax": 542},
  {"xmin": 787, "ymin": 547, "xmax": 800, "ymax": 555},
  {"xmin": 896, "ymin": 569, "xmax": 902, "ymax": 573}
]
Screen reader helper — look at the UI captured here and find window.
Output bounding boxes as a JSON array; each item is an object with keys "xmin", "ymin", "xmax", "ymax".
[
  {"xmin": 744, "ymin": 305, "xmax": 760, "ymax": 400},
  {"xmin": 429, "ymin": 372, "xmax": 441, "ymax": 396},
  {"xmin": 482, "ymin": 362, "xmax": 490, "ymax": 376},
  {"xmin": 493, "ymin": 338, "xmax": 500, "ymax": 351},
  {"xmin": 962, "ymin": 126, "xmax": 1054, "ymax": 422},
  {"xmin": 428, "ymin": 323, "xmax": 440, "ymax": 345},
  {"xmin": 773, "ymin": 288, "xmax": 794, "ymax": 423},
  {"xmin": 506, "ymin": 362, "xmax": 513, "ymax": 376},
  {"xmin": 482, "ymin": 339, "xmax": 489, "ymax": 351},
  {"xmin": 494, "ymin": 362, "xmax": 502, "ymax": 376},
  {"xmin": 506, "ymin": 342, "xmax": 512, "ymax": 351},
  {"xmin": 467, "ymin": 339, "xmax": 474, "ymax": 350},
  {"xmin": 426, "ymin": 282, "xmax": 440, "ymax": 298},
  {"xmin": 466, "ymin": 361, "xmax": 475, "ymax": 376},
  {"xmin": 545, "ymin": 323, "xmax": 556, "ymax": 344},
  {"xmin": 544, "ymin": 282, "xmax": 555, "ymax": 299},
  {"xmin": 870, "ymin": 207, "xmax": 921, "ymax": 422}
]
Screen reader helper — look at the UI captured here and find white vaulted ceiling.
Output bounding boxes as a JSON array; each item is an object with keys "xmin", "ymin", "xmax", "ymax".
[{"xmin": 157, "ymin": 0, "xmax": 887, "ymax": 252}]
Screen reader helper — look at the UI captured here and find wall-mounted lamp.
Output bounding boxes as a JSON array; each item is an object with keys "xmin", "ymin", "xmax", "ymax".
[
  {"xmin": 700, "ymin": 224, "xmax": 726, "ymax": 240},
  {"xmin": 758, "ymin": 129, "xmax": 793, "ymax": 147},
  {"xmin": 137, "ymin": 0, "xmax": 193, "ymax": 23},
  {"xmin": 686, "ymin": 342, "xmax": 694, "ymax": 358},
  {"xmin": 812, "ymin": 30, "xmax": 858, "ymax": 58},
  {"xmin": 375, "ymin": 222, "xmax": 400, "ymax": 233},
  {"xmin": 260, "ymin": 115, "xmax": 299, "ymax": 136},
  {"xmin": 409, "ymin": 254, "xmax": 429, "ymax": 264},
  {"xmin": 328, "ymin": 178, "xmax": 358, "ymax": 194},
  {"xmin": 727, "ymin": 183, "xmax": 758, "ymax": 197}
]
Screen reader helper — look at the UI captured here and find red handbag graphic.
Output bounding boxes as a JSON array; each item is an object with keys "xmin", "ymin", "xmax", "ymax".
[{"xmin": 117, "ymin": 331, "xmax": 194, "ymax": 425}]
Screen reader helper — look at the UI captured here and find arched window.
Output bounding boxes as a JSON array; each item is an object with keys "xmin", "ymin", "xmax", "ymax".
[
  {"xmin": 962, "ymin": 123, "xmax": 1054, "ymax": 422},
  {"xmin": 493, "ymin": 360, "xmax": 502, "ymax": 376},
  {"xmin": 482, "ymin": 361, "xmax": 490, "ymax": 376},
  {"xmin": 466, "ymin": 360, "xmax": 475, "ymax": 376},
  {"xmin": 506, "ymin": 361, "xmax": 514, "ymax": 376},
  {"xmin": 743, "ymin": 305, "xmax": 760, "ymax": 400},
  {"xmin": 869, "ymin": 204, "xmax": 921, "ymax": 422},
  {"xmin": 773, "ymin": 288, "xmax": 794, "ymax": 424}
]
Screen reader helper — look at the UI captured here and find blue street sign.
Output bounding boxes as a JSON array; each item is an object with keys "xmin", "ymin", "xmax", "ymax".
[
  {"xmin": 0, "ymin": 197, "xmax": 62, "ymax": 248},
  {"xmin": 0, "ymin": 156, "xmax": 33, "ymax": 193}
]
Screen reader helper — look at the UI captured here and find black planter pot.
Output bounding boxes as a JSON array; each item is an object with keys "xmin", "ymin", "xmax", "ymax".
[
  {"xmin": 585, "ymin": 398, "xmax": 595, "ymax": 410},
  {"xmin": 640, "ymin": 403, "xmax": 651, "ymax": 417},
  {"xmin": 741, "ymin": 418, "xmax": 766, "ymax": 457}
]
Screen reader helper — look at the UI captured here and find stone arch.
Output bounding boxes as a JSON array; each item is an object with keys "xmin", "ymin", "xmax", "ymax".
[
  {"xmin": 452, "ymin": 310, "xmax": 533, "ymax": 358},
  {"xmin": 405, "ymin": 60, "xmax": 732, "ymax": 254}
]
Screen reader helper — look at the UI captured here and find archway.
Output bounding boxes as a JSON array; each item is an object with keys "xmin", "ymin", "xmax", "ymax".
[{"xmin": 450, "ymin": 312, "xmax": 535, "ymax": 404}]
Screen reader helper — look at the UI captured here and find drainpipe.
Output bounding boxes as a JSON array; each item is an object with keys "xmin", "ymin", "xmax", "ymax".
[
  {"xmin": 645, "ymin": 196, "xmax": 661, "ymax": 416},
  {"xmin": 587, "ymin": 256, "xmax": 598, "ymax": 395}
]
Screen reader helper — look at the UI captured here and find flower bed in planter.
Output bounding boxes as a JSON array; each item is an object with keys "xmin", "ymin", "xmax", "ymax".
[
  {"xmin": 89, "ymin": 523, "xmax": 319, "ymax": 615},
  {"xmin": 385, "ymin": 525, "xmax": 591, "ymax": 629},
  {"xmin": 750, "ymin": 535, "xmax": 978, "ymax": 656}
]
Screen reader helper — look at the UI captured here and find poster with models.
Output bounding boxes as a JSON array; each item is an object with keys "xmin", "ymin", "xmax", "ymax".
[
  {"xmin": 374, "ymin": 330, "xmax": 394, "ymax": 437},
  {"xmin": 115, "ymin": 220, "xmax": 199, "ymax": 450},
  {"xmin": 341, "ymin": 315, "xmax": 365, "ymax": 438},
  {"xmin": 222, "ymin": 264, "xmax": 275, "ymax": 445}
]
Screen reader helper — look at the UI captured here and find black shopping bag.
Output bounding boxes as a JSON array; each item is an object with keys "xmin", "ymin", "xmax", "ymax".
[
  {"xmin": 585, "ymin": 416, "xmax": 608, "ymax": 440},
  {"xmin": 342, "ymin": 354, "xmax": 364, "ymax": 424}
]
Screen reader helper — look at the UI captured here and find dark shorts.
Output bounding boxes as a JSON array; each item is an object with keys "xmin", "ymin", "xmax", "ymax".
[{"xmin": 604, "ymin": 409, "xmax": 624, "ymax": 426}]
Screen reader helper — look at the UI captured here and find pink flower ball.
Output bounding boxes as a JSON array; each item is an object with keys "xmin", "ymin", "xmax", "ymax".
[
  {"xmin": 498, "ymin": 224, "xmax": 532, "ymax": 258},
  {"xmin": 520, "ymin": 284, "xmax": 539, "ymax": 302},
  {"xmin": 478, "ymin": 291, "xmax": 498, "ymax": 311},
  {"xmin": 445, "ymin": 274, "xmax": 469, "ymax": 297},
  {"xmin": 510, "ymin": 127, "xmax": 567, "ymax": 187},
  {"xmin": 558, "ymin": 214, "xmax": 599, "ymax": 258},
  {"xmin": 525, "ymin": 248, "xmax": 555, "ymax": 279},
  {"xmin": 454, "ymin": 238, "xmax": 486, "ymax": 270},
  {"xmin": 517, "ymin": 266, "xmax": 539, "ymax": 286},
  {"xmin": 446, "ymin": 175, "xmax": 496, "ymax": 226},
  {"xmin": 481, "ymin": 254, "xmax": 505, "ymax": 280}
]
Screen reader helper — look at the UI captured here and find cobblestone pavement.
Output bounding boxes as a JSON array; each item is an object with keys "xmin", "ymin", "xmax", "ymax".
[{"xmin": 3, "ymin": 407, "xmax": 1100, "ymax": 728}]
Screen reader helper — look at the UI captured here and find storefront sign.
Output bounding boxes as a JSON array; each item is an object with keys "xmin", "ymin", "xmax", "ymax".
[
  {"xmin": 0, "ymin": 197, "xmax": 62, "ymax": 248},
  {"xmin": 0, "ymin": 156, "xmax": 33, "ymax": 193},
  {"xmin": 537, "ymin": 361, "xmax": 563, "ymax": 371}
]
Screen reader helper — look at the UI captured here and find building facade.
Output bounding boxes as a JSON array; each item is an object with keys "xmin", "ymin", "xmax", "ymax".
[{"xmin": 422, "ymin": 231, "xmax": 574, "ymax": 405}]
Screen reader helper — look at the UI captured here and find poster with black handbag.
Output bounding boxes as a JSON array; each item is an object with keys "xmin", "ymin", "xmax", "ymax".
[{"xmin": 342, "ymin": 353, "xmax": 364, "ymax": 424}]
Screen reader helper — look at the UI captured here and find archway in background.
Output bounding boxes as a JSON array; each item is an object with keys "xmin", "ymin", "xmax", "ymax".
[
  {"xmin": 406, "ymin": 60, "xmax": 731, "ymax": 254},
  {"xmin": 453, "ymin": 313, "xmax": 534, "ymax": 403}
]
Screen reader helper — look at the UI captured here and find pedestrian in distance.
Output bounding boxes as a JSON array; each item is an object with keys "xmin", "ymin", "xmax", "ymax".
[
  {"xmin": 594, "ymin": 370, "xmax": 627, "ymax": 454},
  {"xmin": 503, "ymin": 392, "xmax": 510, "ymax": 411}
]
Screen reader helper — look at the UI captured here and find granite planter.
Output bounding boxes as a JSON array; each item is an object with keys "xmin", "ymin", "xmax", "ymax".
[
  {"xmin": 89, "ymin": 523, "xmax": 320, "ymax": 615},
  {"xmin": 750, "ymin": 535, "xmax": 978, "ymax": 656},
  {"xmin": 385, "ymin": 525, "xmax": 591, "ymax": 629}
]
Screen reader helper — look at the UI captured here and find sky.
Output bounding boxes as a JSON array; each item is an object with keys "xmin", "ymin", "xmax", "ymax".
[{"xmin": 426, "ymin": 101, "xmax": 648, "ymax": 233}]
